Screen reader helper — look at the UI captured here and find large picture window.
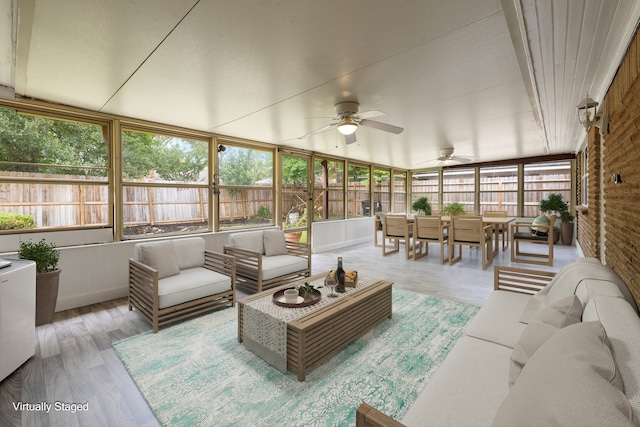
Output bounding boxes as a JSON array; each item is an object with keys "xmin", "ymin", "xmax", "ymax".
[
  {"xmin": 442, "ymin": 168, "xmax": 476, "ymax": 214},
  {"xmin": 479, "ymin": 165, "xmax": 518, "ymax": 215},
  {"xmin": 313, "ymin": 159, "xmax": 344, "ymax": 221},
  {"xmin": 411, "ymin": 170, "xmax": 439, "ymax": 213},
  {"xmin": 347, "ymin": 164, "xmax": 370, "ymax": 218},
  {"xmin": 523, "ymin": 161, "xmax": 572, "ymax": 217},
  {"xmin": 0, "ymin": 106, "xmax": 110, "ymax": 232},
  {"xmin": 121, "ymin": 129, "xmax": 210, "ymax": 237},
  {"xmin": 217, "ymin": 144, "xmax": 274, "ymax": 231}
]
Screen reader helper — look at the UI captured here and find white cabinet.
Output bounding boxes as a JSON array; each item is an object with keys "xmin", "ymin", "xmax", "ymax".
[{"xmin": 0, "ymin": 260, "xmax": 36, "ymax": 382}]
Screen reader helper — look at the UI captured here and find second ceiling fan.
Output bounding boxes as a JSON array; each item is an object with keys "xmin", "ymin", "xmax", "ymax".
[{"xmin": 299, "ymin": 101, "xmax": 404, "ymax": 145}]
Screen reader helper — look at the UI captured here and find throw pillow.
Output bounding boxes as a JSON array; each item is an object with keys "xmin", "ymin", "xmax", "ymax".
[
  {"xmin": 139, "ymin": 242, "xmax": 180, "ymax": 279},
  {"xmin": 509, "ymin": 295, "xmax": 582, "ymax": 386},
  {"xmin": 263, "ymin": 229, "xmax": 288, "ymax": 256},
  {"xmin": 530, "ymin": 215, "xmax": 550, "ymax": 237},
  {"xmin": 493, "ymin": 322, "xmax": 634, "ymax": 427}
]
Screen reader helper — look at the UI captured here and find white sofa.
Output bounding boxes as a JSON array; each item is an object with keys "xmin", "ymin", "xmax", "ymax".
[
  {"xmin": 357, "ymin": 258, "xmax": 640, "ymax": 427},
  {"xmin": 129, "ymin": 237, "xmax": 235, "ymax": 333},
  {"xmin": 224, "ymin": 229, "xmax": 310, "ymax": 293}
]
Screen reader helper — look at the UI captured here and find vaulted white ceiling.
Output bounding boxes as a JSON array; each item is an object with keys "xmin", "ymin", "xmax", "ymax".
[{"xmin": 2, "ymin": 0, "xmax": 639, "ymax": 169}]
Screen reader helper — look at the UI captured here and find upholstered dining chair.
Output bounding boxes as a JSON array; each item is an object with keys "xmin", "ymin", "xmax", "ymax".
[
  {"xmin": 413, "ymin": 216, "xmax": 448, "ymax": 264},
  {"xmin": 449, "ymin": 216, "xmax": 493, "ymax": 270},
  {"xmin": 483, "ymin": 210, "xmax": 508, "ymax": 251},
  {"xmin": 510, "ymin": 215, "xmax": 556, "ymax": 266},
  {"xmin": 382, "ymin": 215, "xmax": 414, "ymax": 259}
]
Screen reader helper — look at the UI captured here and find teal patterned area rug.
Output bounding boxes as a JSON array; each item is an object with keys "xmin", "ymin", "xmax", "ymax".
[{"xmin": 113, "ymin": 289, "xmax": 479, "ymax": 427}]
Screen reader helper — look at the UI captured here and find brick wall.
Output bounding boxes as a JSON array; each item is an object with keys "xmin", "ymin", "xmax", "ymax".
[
  {"xmin": 594, "ymin": 29, "xmax": 640, "ymax": 306},
  {"xmin": 576, "ymin": 127, "xmax": 601, "ymax": 258}
]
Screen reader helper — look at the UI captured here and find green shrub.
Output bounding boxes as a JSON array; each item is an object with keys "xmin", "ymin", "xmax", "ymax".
[
  {"xmin": 441, "ymin": 202, "xmax": 466, "ymax": 216},
  {"xmin": 411, "ymin": 197, "xmax": 432, "ymax": 215},
  {"xmin": 18, "ymin": 239, "xmax": 60, "ymax": 273},
  {"xmin": 256, "ymin": 205, "xmax": 271, "ymax": 220},
  {"xmin": 0, "ymin": 212, "xmax": 35, "ymax": 230}
]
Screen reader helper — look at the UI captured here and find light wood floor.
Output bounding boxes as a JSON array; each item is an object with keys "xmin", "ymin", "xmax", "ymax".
[{"xmin": 0, "ymin": 239, "xmax": 581, "ymax": 427}]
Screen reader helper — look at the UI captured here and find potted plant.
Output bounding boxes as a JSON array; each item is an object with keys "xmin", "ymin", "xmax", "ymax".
[
  {"xmin": 411, "ymin": 197, "xmax": 432, "ymax": 216},
  {"xmin": 18, "ymin": 239, "xmax": 61, "ymax": 326},
  {"xmin": 441, "ymin": 202, "xmax": 466, "ymax": 216},
  {"xmin": 539, "ymin": 193, "xmax": 573, "ymax": 245}
]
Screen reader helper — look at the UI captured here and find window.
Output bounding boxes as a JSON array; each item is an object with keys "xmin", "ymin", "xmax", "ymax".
[
  {"xmin": 313, "ymin": 158, "xmax": 344, "ymax": 221},
  {"xmin": 479, "ymin": 165, "xmax": 518, "ymax": 216},
  {"xmin": 373, "ymin": 169, "xmax": 390, "ymax": 213},
  {"xmin": 121, "ymin": 129, "xmax": 211, "ymax": 237},
  {"xmin": 217, "ymin": 144, "xmax": 274, "ymax": 231},
  {"xmin": 523, "ymin": 161, "xmax": 571, "ymax": 217},
  {"xmin": 347, "ymin": 164, "xmax": 370, "ymax": 218},
  {"xmin": 442, "ymin": 168, "xmax": 476, "ymax": 214},
  {"xmin": 0, "ymin": 106, "xmax": 110, "ymax": 232},
  {"xmin": 411, "ymin": 170, "xmax": 439, "ymax": 213},
  {"xmin": 392, "ymin": 171, "xmax": 407, "ymax": 213},
  {"xmin": 281, "ymin": 154, "xmax": 309, "ymax": 239}
]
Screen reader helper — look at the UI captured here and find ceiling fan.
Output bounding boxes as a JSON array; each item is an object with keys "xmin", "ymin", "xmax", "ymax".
[
  {"xmin": 420, "ymin": 147, "xmax": 476, "ymax": 166},
  {"xmin": 298, "ymin": 101, "xmax": 404, "ymax": 145}
]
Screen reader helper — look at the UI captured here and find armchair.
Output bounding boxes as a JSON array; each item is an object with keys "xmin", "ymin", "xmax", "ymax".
[
  {"xmin": 382, "ymin": 215, "xmax": 414, "ymax": 259},
  {"xmin": 510, "ymin": 215, "xmax": 556, "ymax": 266},
  {"xmin": 224, "ymin": 229, "xmax": 310, "ymax": 294},
  {"xmin": 129, "ymin": 237, "xmax": 236, "ymax": 333}
]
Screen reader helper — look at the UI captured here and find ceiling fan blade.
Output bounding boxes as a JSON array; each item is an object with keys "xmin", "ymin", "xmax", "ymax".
[
  {"xmin": 359, "ymin": 119, "xmax": 404, "ymax": 134},
  {"xmin": 345, "ymin": 132, "xmax": 357, "ymax": 145},
  {"xmin": 298, "ymin": 123, "xmax": 337, "ymax": 139},
  {"xmin": 353, "ymin": 110, "xmax": 386, "ymax": 120},
  {"xmin": 452, "ymin": 156, "xmax": 473, "ymax": 164}
]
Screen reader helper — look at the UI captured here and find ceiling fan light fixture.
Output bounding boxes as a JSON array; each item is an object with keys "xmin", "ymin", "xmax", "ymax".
[
  {"xmin": 577, "ymin": 95, "xmax": 599, "ymax": 131},
  {"xmin": 337, "ymin": 118, "xmax": 358, "ymax": 135}
]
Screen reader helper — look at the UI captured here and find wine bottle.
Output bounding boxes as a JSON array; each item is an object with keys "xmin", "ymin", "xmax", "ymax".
[{"xmin": 335, "ymin": 256, "xmax": 346, "ymax": 293}]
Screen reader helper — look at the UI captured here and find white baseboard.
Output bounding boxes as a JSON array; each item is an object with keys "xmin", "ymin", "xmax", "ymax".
[{"xmin": 55, "ymin": 286, "xmax": 128, "ymax": 312}]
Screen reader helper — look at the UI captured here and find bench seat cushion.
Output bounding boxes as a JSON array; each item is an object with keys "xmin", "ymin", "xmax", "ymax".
[
  {"xmin": 464, "ymin": 290, "xmax": 530, "ymax": 349},
  {"xmin": 401, "ymin": 336, "xmax": 511, "ymax": 427},
  {"xmin": 158, "ymin": 267, "xmax": 232, "ymax": 309},
  {"xmin": 261, "ymin": 255, "xmax": 309, "ymax": 280}
]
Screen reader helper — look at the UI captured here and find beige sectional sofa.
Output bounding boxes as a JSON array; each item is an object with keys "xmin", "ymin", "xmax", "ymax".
[{"xmin": 357, "ymin": 258, "xmax": 640, "ymax": 427}]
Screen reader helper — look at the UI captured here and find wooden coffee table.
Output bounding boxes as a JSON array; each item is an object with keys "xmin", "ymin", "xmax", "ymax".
[{"xmin": 238, "ymin": 273, "xmax": 393, "ymax": 381}]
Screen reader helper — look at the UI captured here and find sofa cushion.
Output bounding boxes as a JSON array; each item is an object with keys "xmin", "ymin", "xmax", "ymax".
[
  {"xmin": 263, "ymin": 229, "xmax": 288, "ymax": 256},
  {"xmin": 575, "ymin": 278, "xmax": 625, "ymax": 307},
  {"xmin": 464, "ymin": 290, "xmax": 530, "ymax": 348},
  {"xmin": 402, "ymin": 336, "xmax": 512, "ymax": 427},
  {"xmin": 172, "ymin": 237, "xmax": 205, "ymax": 269},
  {"xmin": 139, "ymin": 241, "xmax": 180, "ymax": 279},
  {"xmin": 157, "ymin": 267, "xmax": 232, "ymax": 309},
  {"xmin": 520, "ymin": 258, "xmax": 637, "ymax": 323},
  {"xmin": 229, "ymin": 230, "xmax": 265, "ymax": 254},
  {"xmin": 493, "ymin": 322, "xmax": 634, "ymax": 427},
  {"xmin": 260, "ymin": 255, "xmax": 308, "ymax": 280},
  {"xmin": 509, "ymin": 295, "xmax": 582, "ymax": 386},
  {"xmin": 529, "ymin": 215, "xmax": 550, "ymax": 237},
  {"xmin": 583, "ymin": 296, "xmax": 640, "ymax": 422}
]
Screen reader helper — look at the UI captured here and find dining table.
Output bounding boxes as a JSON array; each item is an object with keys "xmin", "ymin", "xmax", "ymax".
[{"xmin": 375, "ymin": 214, "xmax": 515, "ymax": 258}]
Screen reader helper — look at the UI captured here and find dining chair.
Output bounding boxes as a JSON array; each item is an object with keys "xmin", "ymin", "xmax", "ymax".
[
  {"xmin": 483, "ymin": 210, "xmax": 508, "ymax": 251},
  {"xmin": 510, "ymin": 215, "xmax": 556, "ymax": 266},
  {"xmin": 449, "ymin": 216, "xmax": 493, "ymax": 270},
  {"xmin": 413, "ymin": 216, "xmax": 448, "ymax": 264},
  {"xmin": 382, "ymin": 215, "xmax": 414, "ymax": 259}
]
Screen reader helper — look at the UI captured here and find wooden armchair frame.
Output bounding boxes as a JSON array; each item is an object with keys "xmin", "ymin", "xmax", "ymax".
[
  {"xmin": 223, "ymin": 240, "xmax": 310, "ymax": 294},
  {"xmin": 382, "ymin": 215, "xmax": 414, "ymax": 259},
  {"xmin": 510, "ymin": 215, "xmax": 556, "ymax": 266},
  {"xmin": 413, "ymin": 215, "xmax": 448, "ymax": 264},
  {"xmin": 128, "ymin": 250, "xmax": 236, "ymax": 333},
  {"xmin": 449, "ymin": 216, "xmax": 493, "ymax": 270}
]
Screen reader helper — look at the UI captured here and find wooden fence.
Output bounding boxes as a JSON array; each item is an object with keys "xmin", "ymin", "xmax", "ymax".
[{"xmin": 1, "ymin": 170, "xmax": 570, "ymax": 228}]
